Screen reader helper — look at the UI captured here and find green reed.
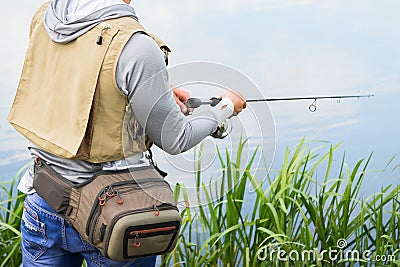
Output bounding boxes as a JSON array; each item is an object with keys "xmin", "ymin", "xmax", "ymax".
[
  {"xmin": 162, "ymin": 138, "xmax": 400, "ymax": 267},
  {"xmin": 0, "ymin": 164, "xmax": 28, "ymax": 267},
  {"xmin": 1, "ymin": 139, "xmax": 399, "ymax": 267}
]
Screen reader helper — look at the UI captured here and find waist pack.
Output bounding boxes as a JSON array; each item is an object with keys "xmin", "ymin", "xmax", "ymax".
[{"xmin": 32, "ymin": 158, "xmax": 181, "ymax": 261}]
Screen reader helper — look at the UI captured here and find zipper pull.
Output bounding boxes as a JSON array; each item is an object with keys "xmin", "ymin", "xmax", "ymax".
[
  {"xmin": 35, "ymin": 157, "xmax": 43, "ymax": 168},
  {"xmin": 99, "ymin": 186, "xmax": 114, "ymax": 207},
  {"xmin": 133, "ymin": 233, "xmax": 141, "ymax": 248},
  {"xmin": 98, "ymin": 188, "xmax": 107, "ymax": 206},
  {"xmin": 153, "ymin": 205, "xmax": 160, "ymax": 217},
  {"xmin": 116, "ymin": 191, "xmax": 124, "ymax": 205},
  {"xmin": 106, "ymin": 186, "xmax": 115, "ymax": 198},
  {"xmin": 96, "ymin": 22, "xmax": 112, "ymax": 45}
]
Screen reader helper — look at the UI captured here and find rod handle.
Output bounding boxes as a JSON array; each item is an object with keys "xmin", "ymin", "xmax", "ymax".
[{"xmin": 184, "ymin": 97, "xmax": 222, "ymax": 108}]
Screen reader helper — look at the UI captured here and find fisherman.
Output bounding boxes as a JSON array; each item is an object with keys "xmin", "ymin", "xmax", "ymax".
[{"xmin": 8, "ymin": 0, "xmax": 246, "ymax": 266}]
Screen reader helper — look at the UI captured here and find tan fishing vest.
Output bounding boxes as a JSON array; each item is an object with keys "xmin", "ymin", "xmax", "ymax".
[{"xmin": 8, "ymin": 3, "xmax": 170, "ymax": 163}]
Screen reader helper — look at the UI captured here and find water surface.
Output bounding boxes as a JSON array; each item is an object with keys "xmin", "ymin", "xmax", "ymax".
[{"xmin": 1, "ymin": 0, "xmax": 399, "ymax": 198}]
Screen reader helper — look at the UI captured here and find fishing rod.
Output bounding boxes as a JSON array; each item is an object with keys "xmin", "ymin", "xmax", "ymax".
[{"xmin": 184, "ymin": 92, "xmax": 374, "ymax": 112}]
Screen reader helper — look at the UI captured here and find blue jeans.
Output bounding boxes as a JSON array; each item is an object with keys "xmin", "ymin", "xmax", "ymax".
[{"xmin": 21, "ymin": 193, "xmax": 157, "ymax": 267}]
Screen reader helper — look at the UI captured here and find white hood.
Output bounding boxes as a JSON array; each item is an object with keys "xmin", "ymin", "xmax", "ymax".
[{"xmin": 44, "ymin": 0, "xmax": 137, "ymax": 44}]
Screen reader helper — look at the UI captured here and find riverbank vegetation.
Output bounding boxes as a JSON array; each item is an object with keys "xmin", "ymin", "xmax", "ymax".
[
  {"xmin": 0, "ymin": 166, "xmax": 26, "ymax": 267},
  {"xmin": 161, "ymin": 139, "xmax": 399, "ymax": 266},
  {"xmin": 1, "ymin": 139, "xmax": 399, "ymax": 266}
]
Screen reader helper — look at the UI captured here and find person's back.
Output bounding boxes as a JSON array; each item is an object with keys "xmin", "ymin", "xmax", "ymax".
[{"xmin": 9, "ymin": 0, "xmax": 246, "ymax": 266}]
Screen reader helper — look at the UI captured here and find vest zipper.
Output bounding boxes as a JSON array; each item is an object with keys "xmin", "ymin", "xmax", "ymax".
[{"xmin": 96, "ymin": 22, "xmax": 112, "ymax": 45}]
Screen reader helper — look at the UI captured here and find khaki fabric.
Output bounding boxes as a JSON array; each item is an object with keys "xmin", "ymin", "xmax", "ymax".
[
  {"xmin": 8, "ymin": 3, "xmax": 170, "ymax": 163},
  {"xmin": 33, "ymin": 158, "xmax": 181, "ymax": 261}
]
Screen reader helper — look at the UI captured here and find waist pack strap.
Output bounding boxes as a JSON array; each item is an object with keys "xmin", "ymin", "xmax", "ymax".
[{"xmin": 33, "ymin": 157, "xmax": 74, "ymax": 214}]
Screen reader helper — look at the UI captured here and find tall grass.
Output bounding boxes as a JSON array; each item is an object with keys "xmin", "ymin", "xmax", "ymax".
[
  {"xmin": 162, "ymin": 139, "xmax": 400, "ymax": 266},
  {"xmin": 1, "ymin": 140, "xmax": 399, "ymax": 266},
  {"xmin": 0, "ymin": 165, "xmax": 28, "ymax": 267}
]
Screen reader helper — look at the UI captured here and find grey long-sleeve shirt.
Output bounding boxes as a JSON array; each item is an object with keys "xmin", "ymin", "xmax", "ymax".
[
  {"xmin": 18, "ymin": 32, "xmax": 234, "ymax": 193},
  {"xmin": 118, "ymin": 33, "xmax": 232, "ymax": 154}
]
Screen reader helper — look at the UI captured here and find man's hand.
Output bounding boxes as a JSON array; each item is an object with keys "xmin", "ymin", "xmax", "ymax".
[
  {"xmin": 172, "ymin": 85, "xmax": 191, "ymax": 114},
  {"xmin": 220, "ymin": 90, "xmax": 246, "ymax": 115}
]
